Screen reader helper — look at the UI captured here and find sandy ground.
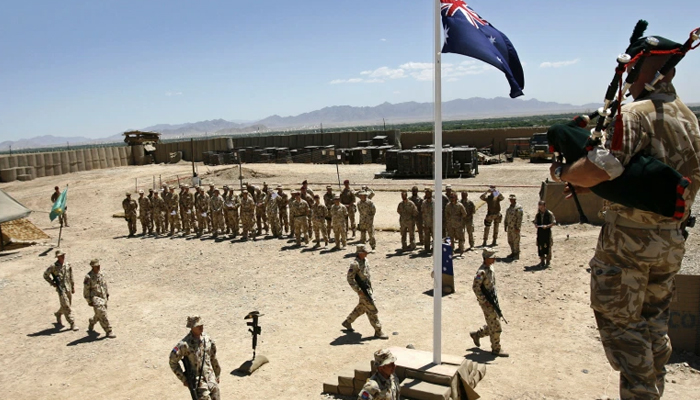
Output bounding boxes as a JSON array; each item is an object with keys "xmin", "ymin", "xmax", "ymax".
[{"xmin": 1, "ymin": 159, "xmax": 699, "ymax": 400}]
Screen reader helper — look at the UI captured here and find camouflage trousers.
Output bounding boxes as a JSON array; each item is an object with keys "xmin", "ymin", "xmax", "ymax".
[
  {"xmin": 211, "ymin": 212, "xmax": 225, "ymax": 235},
  {"xmin": 224, "ymin": 210, "xmax": 239, "ymax": 235},
  {"xmin": 423, "ymin": 225, "xmax": 433, "ymax": 251},
  {"xmin": 58, "ymin": 212, "xmax": 68, "ymax": 227},
  {"xmin": 400, "ymin": 220, "xmax": 416, "ymax": 248},
  {"xmin": 589, "ymin": 220, "xmax": 685, "ymax": 400},
  {"xmin": 483, "ymin": 214, "xmax": 502, "ymax": 243},
  {"xmin": 89, "ymin": 298, "xmax": 112, "ymax": 334},
  {"xmin": 293, "ymin": 216, "xmax": 308, "ymax": 245},
  {"xmin": 332, "ymin": 220, "xmax": 347, "ymax": 248},
  {"xmin": 54, "ymin": 291, "xmax": 75, "ymax": 325},
  {"xmin": 415, "ymin": 216, "xmax": 424, "ymax": 244},
  {"xmin": 169, "ymin": 211, "xmax": 181, "ymax": 234},
  {"xmin": 345, "ymin": 293, "xmax": 382, "ymax": 333},
  {"xmin": 256, "ymin": 205, "xmax": 268, "ymax": 234},
  {"xmin": 195, "ymin": 373, "xmax": 220, "ymax": 400},
  {"xmin": 181, "ymin": 209, "xmax": 194, "ymax": 233},
  {"xmin": 345, "ymin": 205, "xmax": 356, "ymax": 232},
  {"xmin": 268, "ymin": 211, "xmax": 282, "ymax": 237},
  {"xmin": 279, "ymin": 208, "xmax": 289, "ymax": 234},
  {"xmin": 241, "ymin": 213, "xmax": 255, "ymax": 238},
  {"xmin": 153, "ymin": 212, "xmax": 164, "ymax": 234},
  {"xmin": 139, "ymin": 212, "xmax": 151, "ymax": 234},
  {"xmin": 474, "ymin": 301, "xmax": 502, "ymax": 353},
  {"xmin": 126, "ymin": 215, "xmax": 137, "ymax": 235},
  {"xmin": 312, "ymin": 219, "xmax": 328, "ymax": 244},
  {"xmin": 359, "ymin": 224, "xmax": 376, "ymax": 250},
  {"xmin": 447, "ymin": 223, "xmax": 465, "ymax": 251},
  {"xmin": 506, "ymin": 229, "xmax": 520, "ymax": 255},
  {"xmin": 465, "ymin": 221, "xmax": 475, "ymax": 247},
  {"xmin": 196, "ymin": 211, "xmax": 208, "ymax": 235}
]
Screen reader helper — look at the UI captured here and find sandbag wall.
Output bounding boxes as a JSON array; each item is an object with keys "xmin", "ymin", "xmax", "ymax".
[
  {"xmin": 153, "ymin": 137, "xmax": 232, "ymax": 164},
  {"xmin": 0, "ymin": 146, "xmax": 133, "ymax": 182}
]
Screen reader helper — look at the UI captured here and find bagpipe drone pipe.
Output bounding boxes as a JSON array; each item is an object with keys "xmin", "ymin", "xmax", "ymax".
[{"xmin": 547, "ymin": 21, "xmax": 699, "ymax": 222}]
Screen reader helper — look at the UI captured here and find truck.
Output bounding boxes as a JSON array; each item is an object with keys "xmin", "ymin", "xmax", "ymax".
[
  {"xmin": 505, "ymin": 137, "xmax": 531, "ymax": 161},
  {"xmin": 529, "ymin": 132, "xmax": 553, "ymax": 162}
]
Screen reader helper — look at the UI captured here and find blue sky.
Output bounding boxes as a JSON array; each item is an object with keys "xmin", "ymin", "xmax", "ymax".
[{"xmin": 1, "ymin": 0, "xmax": 699, "ymax": 141}]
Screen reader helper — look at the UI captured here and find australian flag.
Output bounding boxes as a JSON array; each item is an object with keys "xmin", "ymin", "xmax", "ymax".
[
  {"xmin": 442, "ymin": 242, "xmax": 454, "ymax": 276},
  {"xmin": 440, "ymin": 1, "xmax": 524, "ymax": 98}
]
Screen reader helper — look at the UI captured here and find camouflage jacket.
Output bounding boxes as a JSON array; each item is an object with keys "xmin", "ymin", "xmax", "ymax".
[
  {"xmin": 504, "ymin": 203, "xmax": 523, "ymax": 230},
  {"xmin": 340, "ymin": 188, "xmax": 356, "ymax": 206},
  {"xmin": 421, "ymin": 199, "xmax": 434, "ymax": 226},
  {"xmin": 397, "ymin": 200, "xmax": 418, "ymax": 223},
  {"xmin": 151, "ymin": 196, "xmax": 166, "ymax": 213},
  {"xmin": 347, "ymin": 257, "xmax": 371, "ymax": 295},
  {"xmin": 460, "ymin": 199, "xmax": 476, "ymax": 223},
  {"xmin": 330, "ymin": 204, "xmax": 348, "ymax": 223},
  {"xmin": 122, "ymin": 198, "xmax": 138, "ymax": 217},
  {"xmin": 473, "ymin": 263, "xmax": 496, "ymax": 304},
  {"xmin": 44, "ymin": 262, "xmax": 74, "ymax": 293},
  {"xmin": 290, "ymin": 199, "xmax": 310, "ymax": 218},
  {"xmin": 311, "ymin": 202, "xmax": 328, "ymax": 221},
  {"xmin": 357, "ymin": 200, "xmax": 376, "ymax": 225},
  {"xmin": 358, "ymin": 372, "xmax": 400, "ymax": 400},
  {"xmin": 240, "ymin": 196, "xmax": 255, "ymax": 215},
  {"xmin": 195, "ymin": 192, "xmax": 209, "ymax": 212},
  {"xmin": 169, "ymin": 333, "xmax": 221, "ymax": 386},
  {"xmin": 83, "ymin": 270, "xmax": 108, "ymax": 305},
  {"xmin": 480, "ymin": 192, "xmax": 504, "ymax": 216},
  {"xmin": 445, "ymin": 202, "xmax": 467, "ymax": 227},
  {"xmin": 138, "ymin": 196, "xmax": 151, "ymax": 215},
  {"xmin": 210, "ymin": 195, "xmax": 224, "ymax": 213}
]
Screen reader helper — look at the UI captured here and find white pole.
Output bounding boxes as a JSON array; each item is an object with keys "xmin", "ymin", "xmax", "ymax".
[{"xmin": 433, "ymin": 0, "xmax": 443, "ymax": 365}]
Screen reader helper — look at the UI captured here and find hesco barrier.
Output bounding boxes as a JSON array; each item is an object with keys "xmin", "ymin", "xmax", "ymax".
[
  {"xmin": 0, "ymin": 146, "xmax": 135, "ymax": 182},
  {"xmin": 399, "ymin": 127, "xmax": 544, "ymax": 151}
]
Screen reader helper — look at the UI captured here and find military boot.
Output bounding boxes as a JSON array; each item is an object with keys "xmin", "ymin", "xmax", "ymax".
[
  {"xmin": 491, "ymin": 239, "xmax": 497, "ymax": 246},
  {"xmin": 88, "ymin": 318, "xmax": 95, "ymax": 332},
  {"xmin": 70, "ymin": 322, "xmax": 78, "ymax": 331},
  {"xmin": 106, "ymin": 331, "xmax": 116, "ymax": 339},
  {"xmin": 492, "ymin": 350, "xmax": 509, "ymax": 357},
  {"xmin": 342, "ymin": 321, "xmax": 353, "ymax": 331},
  {"xmin": 54, "ymin": 312, "xmax": 63, "ymax": 326},
  {"xmin": 470, "ymin": 331, "xmax": 480, "ymax": 347},
  {"xmin": 374, "ymin": 330, "xmax": 389, "ymax": 340}
]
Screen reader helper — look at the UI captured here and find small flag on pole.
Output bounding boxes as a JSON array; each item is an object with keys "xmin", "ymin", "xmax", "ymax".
[
  {"xmin": 442, "ymin": 242, "xmax": 454, "ymax": 276},
  {"xmin": 50, "ymin": 188, "xmax": 68, "ymax": 222},
  {"xmin": 440, "ymin": 1, "xmax": 525, "ymax": 98}
]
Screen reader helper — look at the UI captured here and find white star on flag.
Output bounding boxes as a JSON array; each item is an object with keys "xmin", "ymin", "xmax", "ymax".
[{"xmin": 443, "ymin": 26, "xmax": 450, "ymax": 45}]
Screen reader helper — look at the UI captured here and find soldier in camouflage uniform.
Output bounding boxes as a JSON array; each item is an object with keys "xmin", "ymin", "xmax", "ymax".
[
  {"xmin": 147, "ymin": 188, "xmax": 154, "ymax": 232},
  {"xmin": 168, "ymin": 186, "xmax": 181, "ymax": 235},
  {"xmin": 357, "ymin": 349, "xmax": 400, "ymax": 400},
  {"xmin": 195, "ymin": 187, "xmax": 210, "ymax": 237},
  {"xmin": 51, "ymin": 186, "xmax": 68, "ymax": 227},
  {"xmin": 340, "ymin": 180, "xmax": 357, "ymax": 237},
  {"xmin": 409, "ymin": 186, "xmax": 424, "ymax": 245},
  {"xmin": 301, "ymin": 180, "xmax": 314, "ymax": 197},
  {"xmin": 480, "ymin": 186, "xmax": 504, "ymax": 247},
  {"xmin": 330, "ymin": 195, "xmax": 348, "ymax": 249},
  {"xmin": 122, "ymin": 192, "xmax": 138, "ymax": 237},
  {"xmin": 549, "ymin": 37, "xmax": 700, "ymax": 399},
  {"xmin": 161, "ymin": 184, "xmax": 171, "ymax": 232},
  {"xmin": 181, "ymin": 185, "xmax": 195, "ymax": 235},
  {"xmin": 290, "ymin": 190, "xmax": 310, "ymax": 246},
  {"xmin": 209, "ymin": 188, "xmax": 225, "ymax": 237},
  {"xmin": 300, "ymin": 187, "xmax": 314, "ymax": 238},
  {"xmin": 83, "ymin": 259, "xmax": 115, "ymax": 338},
  {"xmin": 224, "ymin": 187, "xmax": 240, "ymax": 237},
  {"xmin": 137, "ymin": 190, "xmax": 152, "ymax": 235},
  {"xmin": 276, "ymin": 185, "xmax": 290, "ymax": 235},
  {"xmin": 152, "ymin": 191, "xmax": 166, "ymax": 235},
  {"xmin": 252, "ymin": 185, "xmax": 268, "ymax": 235},
  {"xmin": 421, "ymin": 188, "xmax": 434, "ymax": 251},
  {"xmin": 342, "ymin": 245, "xmax": 388, "ymax": 339},
  {"xmin": 445, "ymin": 192, "xmax": 467, "ymax": 253},
  {"xmin": 43, "ymin": 250, "xmax": 77, "ymax": 330},
  {"xmin": 397, "ymin": 190, "xmax": 418, "ymax": 250},
  {"xmin": 359, "ymin": 184, "xmax": 375, "ymax": 199},
  {"xmin": 533, "ymin": 200, "xmax": 556, "ymax": 267},
  {"xmin": 206, "ymin": 183, "xmax": 216, "ymax": 231},
  {"xmin": 239, "ymin": 190, "xmax": 256, "ymax": 240},
  {"xmin": 265, "ymin": 189, "xmax": 282, "ymax": 238},
  {"xmin": 323, "ymin": 185, "xmax": 334, "ymax": 235},
  {"xmin": 460, "ymin": 191, "xmax": 476, "ymax": 249},
  {"xmin": 311, "ymin": 194, "xmax": 329, "ymax": 247},
  {"xmin": 469, "ymin": 249, "xmax": 509, "ymax": 357},
  {"xmin": 170, "ymin": 316, "xmax": 221, "ymax": 400},
  {"xmin": 178, "ymin": 185, "xmax": 187, "ymax": 233},
  {"xmin": 357, "ymin": 191, "xmax": 376, "ymax": 251},
  {"xmin": 503, "ymin": 194, "xmax": 523, "ymax": 260}
]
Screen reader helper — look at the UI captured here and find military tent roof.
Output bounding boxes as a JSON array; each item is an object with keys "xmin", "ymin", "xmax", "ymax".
[{"xmin": 0, "ymin": 189, "xmax": 31, "ymax": 224}]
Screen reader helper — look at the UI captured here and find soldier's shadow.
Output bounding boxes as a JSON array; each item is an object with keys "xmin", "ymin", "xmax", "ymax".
[
  {"xmin": 524, "ymin": 263, "xmax": 548, "ymax": 272},
  {"xmin": 27, "ymin": 324, "xmax": 65, "ymax": 337},
  {"xmin": 409, "ymin": 251, "xmax": 432, "ymax": 259},
  {"xmin": 280, "ymin": 244, "xmax": 302, "ymax": 251},
  {"xmin": 320, "ymin": 247, "xmax": 343, "ymax": 255},
  {"xmin": 464, "ymin": 347, "xmax": 498, "ymax": 364},
  {"xmin": 385, "ymin": 249, "xmax": 410, "ymax": 258},
  {"xmin": 329, "ymin": 331, "xmax": 377, "ymax": 346},
  {"xmin": 66, "ymin": 331, "xmax": 106, "ymax": 346},
  {"xmin": 497, "ymin": 257, "xmax": 515, "ymax": 264}
]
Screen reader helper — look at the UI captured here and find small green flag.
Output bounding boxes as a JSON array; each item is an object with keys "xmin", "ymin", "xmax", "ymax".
[{"xmin": 50, "ymin": 188, "xmax": 68, "ymax": 222}]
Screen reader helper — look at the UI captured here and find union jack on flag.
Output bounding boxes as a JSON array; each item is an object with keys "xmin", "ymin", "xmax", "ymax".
[{"xmin": 440, "ymin": 1, "xmax": 525, "ymax": 98}]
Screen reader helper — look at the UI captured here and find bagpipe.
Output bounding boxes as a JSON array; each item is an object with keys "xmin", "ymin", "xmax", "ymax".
[{"xmin": 547, "ymin": 21, "xmax": 699, "ymax": 223}]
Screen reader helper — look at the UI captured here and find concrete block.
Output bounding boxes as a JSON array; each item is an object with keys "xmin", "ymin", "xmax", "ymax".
[{"xmin": 400, "ymin": 378, "xmax": 451, "ymax": 400}]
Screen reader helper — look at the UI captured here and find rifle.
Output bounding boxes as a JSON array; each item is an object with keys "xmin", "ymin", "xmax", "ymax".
[
  {"xmin": 52, "ymin": 275, "xmax": 63, "ymax": 295},
  {"xmin": 245, "ymin": 311, "xmax": 263, "ymax": 359},
  {"xmin": 481, "ymin": 284, "xmax": 508, "ymax": 324},
  {"xmin": 354, "ymin": 275, "xmax": 375, "ymax": 306},
  {"xmin": 181, "ymin": 357, "xmax": 198, "ymax": 400}
]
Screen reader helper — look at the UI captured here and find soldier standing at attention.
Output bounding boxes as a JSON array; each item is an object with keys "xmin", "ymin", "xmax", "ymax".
[
  {"xmin": 206, "ymin": 183, "xmax": 216, "ymax": 231},
  {"xmin": 170, "ymin": 316, "xmax": 221, "ymax": 400},
  {"xmin": 43, "ymin": 249, "xmax": 77, "ymax": 331},
  {"xmin": 445, "ymin": 192, "xmax": 467, "ymax": 253},
  {"xmin": 340, "ymin": 180, "xmax": 357, "ymax": 237},
  {"xmin": 342, "ymin": 245, "xmax": 388, "ymax": 339},
  {"xmin": 409, "ymin": 186, "xmax": 424, "ymax": 245},
  {"xmin": 147, "ymin": 188, "xmax": 155, "ymax": 232},
  {"xmin": 397, "ymin": 190, "xmax": 418, "ymax": 251},
  {"xmin": 168, "ymin": 186, "xmax": 181, "ymax": 236},
  {"xmin": 182, "ymin": 185, "xmax": 195, "ymax": 235},
  {"xmin": 300, "ymin": 187, "xmax": 315, "ymax": 239},
  {"xmin": 83, "ymin": 259, "xmax": 115, "ymax": 338},
  {"xmin": 301, "ymin": 179, "xmax": 315, "ymax": 197},
  {"xmin": 323, "ymin": 185, "xmax": 335, "ymax": 234},
  {"xmin": 480, "ymin": 185, "xmax": 504, "ymax": 247},
  {"xmin": 290, "ymin": 190, "xmax": 310, "ymax": 246},
  {"xmin": 311, "ymin": 194, "xmax": 329, "ymax": 247},
  {"xmin": 504, "ymin": 194, "xmax": 524, "ymax": 260},
  {"xmin": 152, "ymin": 191, "xmax": 166, "ymax": 235},
  {"xmin": 224, "ymin": 186, "xmax": 239, "ymax": 237},
  {"xmin": 533, "ymin": 200, "xmax": 556, "ymax": 267},
  {"xmin": 360, "ymin": 184, "xmax": 375, "ymax": 199},
  {"xmin": 209, "ymin": 188, "xmax": 225, "ymax": 238},
  {"xmin": 253, "ymin": 185, "xmax": 268, "ymax": 236},
  {"xmin": 239, "ymin": 190, "xmax": 256, "ymax": 240},
  {"xmin": 122, "ymin": 192, "xmax": 138, "ymax": 237},
  {"xmin": 330, "ymin": 194, "xmax": 349, "ymax": 250},
  {"xmin": 161, "ymin": 184, "xmax": 171, "ymax": 232},
  {"xmin": 178, "ymin": 185, "xmax": 187, "ymax": 234},
  {"xmin": 421, "ymin": 188, "xmax": 434, "ymax": 252},
  {"xmin": 357, "ymin": 349, "xmax": 400, "ymax": 400},
  {"xmin": 276, "ymin": 185, "xmax": 290, "ymax": 236},
  {"xmin": 460, "ymin": 191, "xmax": 476, "ymax": 250},
  {"xmin": 137, "ymin": 190, "xmax": 151, "ymax": 235},
  {"xmin": 357, "ymin": 191, "xmax": 377, "ymax": 251},
  {"xmin": 469, "ymin": 250, "xmax": 509, "ymax": 357},
  {"xmin": 266, "ymin": 188, "xmax": 282, "ymax": 238},
  {"xmin": 51, "ymin": 186, "xmax": 68, "ymax": 227},
  {"xmin": 195, "ymin": 187, "xmax": 210, "ymax": 237}
]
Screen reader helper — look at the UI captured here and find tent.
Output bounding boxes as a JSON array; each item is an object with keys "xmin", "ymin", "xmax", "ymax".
[{"xmin": 0, "ymin": 189, "xmax": 33, "ymax": 250}]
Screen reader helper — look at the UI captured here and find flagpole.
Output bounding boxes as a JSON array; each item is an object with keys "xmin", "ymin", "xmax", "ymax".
[{"xmin": 433, "ymin": 0, "xmax": 443, "ymax": 365}]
